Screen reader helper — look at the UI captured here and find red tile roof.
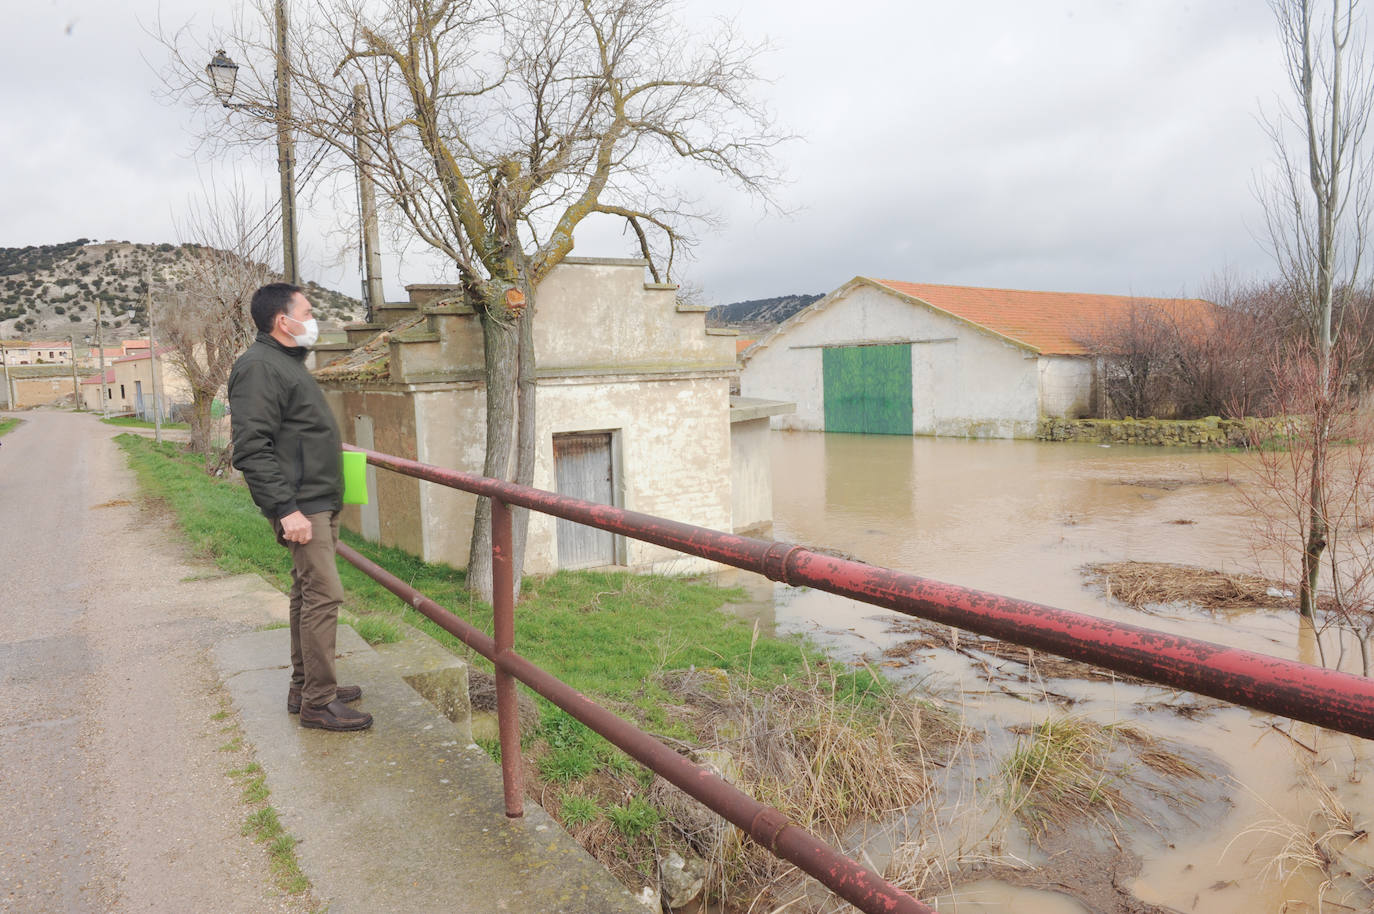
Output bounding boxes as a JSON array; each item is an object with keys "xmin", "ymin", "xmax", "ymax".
[
  {"xmin": 867, "ymin": 278, "xmax": 1217, "ymax": 356},
  {"xmin": 82, "ymin": 369, "xmax": 115, "ymax": 385},
  {"xmin": 112, "ymin": 347, "xmax": 173, "ymax": 364}
]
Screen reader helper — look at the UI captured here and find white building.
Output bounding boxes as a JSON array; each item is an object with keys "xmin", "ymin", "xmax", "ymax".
[{"xmin": 740, "ymin": 277, "xmax": 1215, "ymax": 439}]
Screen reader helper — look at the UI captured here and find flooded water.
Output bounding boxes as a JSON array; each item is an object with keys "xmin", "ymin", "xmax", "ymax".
[{"xmin": 722, "ymin": 431, "xmax": 1374, "ymax": 914}]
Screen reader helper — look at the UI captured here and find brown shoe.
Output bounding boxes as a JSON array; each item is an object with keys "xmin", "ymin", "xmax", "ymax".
[
  {"xmin": 288, "ymin": 684, "xmax": 362, "ymax": 714},
  {"xmin": 299, "ymin": 699, "xmax": 373, "ymax": 732}
]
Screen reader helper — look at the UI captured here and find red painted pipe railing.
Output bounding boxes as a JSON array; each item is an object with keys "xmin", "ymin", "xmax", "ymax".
[
  {"xmin": 338, "ymin": 443, "xmax": 1374, "ymax": 914},
  {"xmin": 335, "ymin": 540, "xmax": 926, "ymax": 914},
  {"xmin": 345, "ymin": 444, "xmax": 1374, "ymax": 741}
]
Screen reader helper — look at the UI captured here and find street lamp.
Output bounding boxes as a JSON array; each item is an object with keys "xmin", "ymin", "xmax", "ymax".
[
  {"xmin": 204, "ymin": 3, "xmax": 299, "ymax": 286},
  {"xmin": 205, "ymin": 50, "xmax": 240, "ymax": 101}
]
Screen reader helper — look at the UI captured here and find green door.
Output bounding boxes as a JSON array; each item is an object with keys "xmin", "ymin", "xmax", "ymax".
[{"xmin": 822, "ymin": 344, "xmax": 913, "ymax": 435}]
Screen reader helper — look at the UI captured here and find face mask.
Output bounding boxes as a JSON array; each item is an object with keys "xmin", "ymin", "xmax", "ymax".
[{"xmin": 284, "ymin": 314, "xmax": 319, "ymax": 348}]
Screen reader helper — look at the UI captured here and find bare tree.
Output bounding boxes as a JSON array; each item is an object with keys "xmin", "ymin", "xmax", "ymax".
[
  {"xmin": 1260, "ymin": 0, "xmax": 1374, "ymax": 619},
  {"xmin": 1244, "ymin": 337, "xmax": 1374, "ymax": 673},
  {"xmin": 1079, "ymin": 300, "xmax": 1179, "ymax": 418},
  {"xmin": 155, "ymin": 186, "xmax": 276, "ymax": 466},
  {"xmin": 162, "ymin": 0, "xmax": 781, "ymax": 600}
]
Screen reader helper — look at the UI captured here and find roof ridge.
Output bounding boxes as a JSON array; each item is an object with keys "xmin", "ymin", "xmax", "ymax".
[{"xmin": 869, "ymin": 277, "xmax": 1206, "ymax": 304}]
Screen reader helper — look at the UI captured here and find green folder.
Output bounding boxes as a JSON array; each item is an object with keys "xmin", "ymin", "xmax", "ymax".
[{"xmin": 341, "ymin": 450, "xmax": 368, "ymax": 505}]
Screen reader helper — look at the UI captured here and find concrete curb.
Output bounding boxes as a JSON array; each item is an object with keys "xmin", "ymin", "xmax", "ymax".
[{"xmin": 214, "ymin": 625, "xmax": 645, "ymax": 913}]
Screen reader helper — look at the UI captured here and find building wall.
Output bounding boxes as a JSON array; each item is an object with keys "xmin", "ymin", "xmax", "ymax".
[
  {"xmin": 534, "ymin": 259, "xmax": 735, "ymax": 372},
  {"xmin": 730, "ymin": 416, "xmax": 774, "ymax": 534},
  {"xmin": 12, "ymin": 375, "xmax": 74, "ymax": 407},
  {"xmin": 81, "ymin": 383, "xmax": 107, "ymax": 411},
  {"xmin": 1038, "ymin": 356, "xmax": 1097, "ymax": 418},
  {"xmin": 413, "ymin": 386, "xmax": 485, "ymax": 566},
  {"xmin": 328, "ymin": 388, "xmax": 426, "ymax": 559},
  {"xmin": 529, "ymin": 374, "xmax": 732, "ymax": 574},
  {"xmin": 740, "ymin": 283, "xmax": 1041, "ymax": 439},
  {"xmin": 330, "ymin": 375, "xmax": 733, "ymax": 574},
  {"xmin": 110, "ymin": 358, "xmax": 192, "ymax": 415}
]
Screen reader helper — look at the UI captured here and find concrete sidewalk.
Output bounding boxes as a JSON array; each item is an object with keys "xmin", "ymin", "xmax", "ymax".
[{"xmin": 214, "ymin": 625, "xmax": 646, "ymax": 914}]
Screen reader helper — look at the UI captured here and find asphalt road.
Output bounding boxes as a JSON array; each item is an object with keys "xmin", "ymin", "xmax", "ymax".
[{"xmin": 0, "ymin": 410, "xmax": 312, "ymax": 913}]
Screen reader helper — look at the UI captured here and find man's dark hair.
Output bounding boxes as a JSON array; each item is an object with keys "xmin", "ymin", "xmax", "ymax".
[{"xmin": 250, "ymin": 282, "xmax": 305, "ymax": 332}]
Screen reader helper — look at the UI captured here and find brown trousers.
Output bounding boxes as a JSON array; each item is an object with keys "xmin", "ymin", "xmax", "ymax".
[{"xmin": 272, "ymin": 511, "xmax": 344, "ymax": 708}]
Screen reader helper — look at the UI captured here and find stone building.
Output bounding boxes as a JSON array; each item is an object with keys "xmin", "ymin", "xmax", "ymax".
[{"xmin": 315, "ymin": 257, "xmax": 788, "ymax": 574}]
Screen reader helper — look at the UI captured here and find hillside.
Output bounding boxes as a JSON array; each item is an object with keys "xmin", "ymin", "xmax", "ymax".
[
  {"xmin": 0, "ymin": 239, "xmax": 363, "ymax": 341},
  {"xmin": 706, "ymin": 292, "xmax": 823, "ymax": 332}
]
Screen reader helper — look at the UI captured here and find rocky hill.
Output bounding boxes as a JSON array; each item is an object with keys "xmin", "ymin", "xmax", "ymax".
[
  {"xmin": 706, "ymin": 292, "xmax": 823, "ymax": 333},
  {"xmin": 0, "ymin": 239, "xmax": 363, "ymax": 341}
]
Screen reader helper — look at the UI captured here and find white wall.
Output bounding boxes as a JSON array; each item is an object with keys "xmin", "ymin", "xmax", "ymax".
[
  {"xmin": 740, "ymin": 282, "xmax": 1040, "ymax": 439},
  {"xmin": 1038, "ymin": 356, "xmax": 1096, "ymax": 418},
  {"xmin": 730, "ymin": 416, "xmax": 773, "ymax": 534},
  {"xmin": 530, "ymin": 374, "xmax": 732, "ymax": 574}
]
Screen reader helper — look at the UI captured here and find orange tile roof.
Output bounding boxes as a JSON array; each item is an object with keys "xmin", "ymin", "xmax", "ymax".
[
  {"xmin": 735, "ymin": 338, "xmax": 755, "ymax": 354},
  {"xmin": 111, "ymin": 347, "xmax": 172, "ymax": 363},
  {"xmin": 867, "ymin": 278, "xmax": 1216, "ymax": 356}
]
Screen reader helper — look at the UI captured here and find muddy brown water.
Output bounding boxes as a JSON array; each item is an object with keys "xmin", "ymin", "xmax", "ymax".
[{"xmin": 718, "ymin": 431, "xmax": 1374, "ymax": 914}]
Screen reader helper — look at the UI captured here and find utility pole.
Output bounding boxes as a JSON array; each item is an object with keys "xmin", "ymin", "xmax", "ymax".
[
  {"xmin": 353, "ymin": 84, "xmax": 385, "ymax": 322},
  {"xmin": 68, "ymin": 334, "xmax": 79, "ymax": 406},
  {"xmin": 145, "ymin": 271, "xmax": 162, "ymax": 443},
  {"xmin": 1, "ymin": 343, "xmax": 12, "ymax": 411},
  {"xmin": 94, "ymin": 297, "xmax": 109, "ymax": 418},
  {"xmin": 275, "ymin": 0, "xmax": 299, "ymax": 285}
]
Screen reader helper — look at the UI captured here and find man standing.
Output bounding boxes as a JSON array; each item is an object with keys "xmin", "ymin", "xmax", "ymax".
[{"xmin": 228, "ymin": 282, "xmax": 372, "ymax": 732}]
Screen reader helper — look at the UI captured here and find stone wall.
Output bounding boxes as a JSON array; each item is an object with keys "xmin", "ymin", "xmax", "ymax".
[{"xmin": 1037, "ymin": 416, "xmax": 1264, "ymax": 448}]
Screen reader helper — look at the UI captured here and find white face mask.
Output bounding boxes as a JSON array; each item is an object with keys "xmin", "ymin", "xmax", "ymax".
[{"xmin": 284, "ymin": 314, "xmax": 319, "ymax": 348}]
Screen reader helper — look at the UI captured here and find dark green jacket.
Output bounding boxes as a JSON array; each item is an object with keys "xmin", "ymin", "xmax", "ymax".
[{"xmin": 228, "ymin": 332, "xmax": 342, "ymax": 519}]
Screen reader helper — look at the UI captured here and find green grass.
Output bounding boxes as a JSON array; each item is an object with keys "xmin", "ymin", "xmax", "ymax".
[
  {"xmin": 558, "ymin": 793, "xmax": 600, "ymax": 828},
  {"xmin": 344, "ymin": 612, "xmax": 403, "ymax": 645},
  {"xmin": 102, "ymin": 415, "xmax": 190, "ymax": 430},
  {"xmin": 0, "ymin": 417, "xmax": 19, "ymax": 437},
  {"xmin": 219, "ymin": 706, "xmax": 311, "ymax": 897},
  {"xmin": 606, "ymin": 797, "xmax": 662, "ymax": 839}
]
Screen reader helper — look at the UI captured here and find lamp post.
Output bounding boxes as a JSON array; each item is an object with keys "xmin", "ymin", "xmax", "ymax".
[{"xmin": 205, "ymin": 0, "xmax": 298, "ymax": 285}]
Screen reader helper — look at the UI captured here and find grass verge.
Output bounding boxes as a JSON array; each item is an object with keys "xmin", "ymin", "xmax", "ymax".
[
  {"xmin": 212, "ymin": 696, "xmax": 313, "ymax": 899},
  {"xmin": 0, "ymin": 417, "xmax": 20, "ymax": 437},
  {"xmin": 101, "ymin": 415, "xmax": 191, "ymax": 430},
  {"xmin": 117, "ymin": 432, "xmax": 959, "ymax": 911}
]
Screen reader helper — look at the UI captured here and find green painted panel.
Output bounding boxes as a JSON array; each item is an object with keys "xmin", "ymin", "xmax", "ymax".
[{"xmin": 822, "ymin": 344, "xmax": 913, "ymax": 436}]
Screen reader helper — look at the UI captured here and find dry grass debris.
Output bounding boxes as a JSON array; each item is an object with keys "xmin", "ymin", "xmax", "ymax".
[
  {"xmin": 1225, "ymin": 755, "xmax": 1372, "ymax": 911},
  {"xmin": 880, "ymin": 617, "xmax": 1152, "ymax": 686},
  {"xmin": 1084, "ymin": 561, "xmax": 1295, "ymax": 610},
  {"xmin": 644, "ymin": 667, "xmax": 961, "ymax": 908}
]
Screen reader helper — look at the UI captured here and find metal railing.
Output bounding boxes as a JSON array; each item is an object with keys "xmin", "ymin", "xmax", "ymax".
[{"xmin": 338, "ymin": 443, "xmax": 1374, "ymax": 914}]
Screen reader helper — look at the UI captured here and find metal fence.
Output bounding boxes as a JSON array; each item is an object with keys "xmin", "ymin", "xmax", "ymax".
[{"xmin": 337, "ymin": 443, "xmax": 1374, "ymax": 914}]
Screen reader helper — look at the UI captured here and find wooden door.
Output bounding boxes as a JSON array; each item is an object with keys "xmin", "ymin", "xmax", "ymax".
[
  {"xmin": 554, "ymin": 432, "xmax": 616, "ymax": 568},
  {"xmin": 822, "ymin": 344, "xmax": 914, "ymax": 435}
]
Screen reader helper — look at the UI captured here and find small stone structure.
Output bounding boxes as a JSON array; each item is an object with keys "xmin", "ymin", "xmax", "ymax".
[{"xmin": 315, "ymin": 257, "xmax": 790, "ymax": 574}]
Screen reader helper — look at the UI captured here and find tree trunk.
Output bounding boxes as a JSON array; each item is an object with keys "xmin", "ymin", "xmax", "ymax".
[
  {"xmin": 1300, "ymin": 389, "xmax": 1330, "ymax": 620},
  {"xmin": 510, "ymin": 280, "xmax": 537, "ymax": 602},
  {"xmin": 467, "ymin": 310, "xmax": 519, "ymax": 603},
  {"xmin": 190, "ymin": 388, "xmax": 216, "ymax": 460}
]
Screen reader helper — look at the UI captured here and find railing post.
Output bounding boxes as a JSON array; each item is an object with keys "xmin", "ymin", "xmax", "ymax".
[{"xmin": 490, "ymin": 498, "xmax": 524, "ymax": 818}]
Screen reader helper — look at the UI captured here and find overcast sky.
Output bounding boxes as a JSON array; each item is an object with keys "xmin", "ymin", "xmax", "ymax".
[{"xmin": 3, "ymin": 0, "xmax": 1290, "ymax": 306}]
